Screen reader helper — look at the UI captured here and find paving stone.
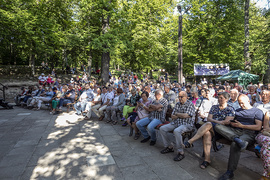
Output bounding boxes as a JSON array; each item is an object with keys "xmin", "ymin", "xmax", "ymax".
[
  {"xmin": 8, "ymin": 145, "xmax": 36, "ymax": 155},
  {"xmin": 0, "ymin": 154, "xmax": 31, "ymax": 167},
  {"xmin": 110, "ymin": 150, "xmax": 144, "ymax": 168},
  {"xmin": 120, "ymin": 164, "xmax": 159, "ymax": 180},
  {"xmin": 152, "ymin": 164, "xmax": 193, "ymax": 180},
  {"xmin": 78, "ymin": 164, "xmax": 123, "ymax": 180},
  {"xmin": 0, "ymin": 107, "xmax": 263, "ymax": 180},
  {"xmin": 0, "ymin": 165, "xmax": 23, "ymax": 179},
  {"xmin": 17, "ymin": 113, "xmax": 31, "ymax": 116},
  {"xmin": 86, "ymin": 154, "xmax": 116, "ymax": 167}
]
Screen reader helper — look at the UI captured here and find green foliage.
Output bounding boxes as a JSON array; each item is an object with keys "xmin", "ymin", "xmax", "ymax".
[{"xmin": 0, "ymin": 0, "xmax": 269, "ymax": 80}]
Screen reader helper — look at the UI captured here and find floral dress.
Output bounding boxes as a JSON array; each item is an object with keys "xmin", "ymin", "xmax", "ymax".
[
  {"xmin": 209, "ymin": 105, "xmax": 235, "ymax": 136},
  {"xmin": 256, "ymin": 133, "xmax": 270, "ymax": 177}
]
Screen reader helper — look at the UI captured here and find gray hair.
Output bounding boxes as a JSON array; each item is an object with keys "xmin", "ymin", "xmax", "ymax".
[
  {"xmin": 230, "ymin": 89, "xmax": 239, "ymax": 94},
  {"xmin": 218, "ymin": 92, "xmax": 230, "ymax": 100},
  {"xmin": 155, "ymin": 89, "xmax": 164, "ymax": 96}
]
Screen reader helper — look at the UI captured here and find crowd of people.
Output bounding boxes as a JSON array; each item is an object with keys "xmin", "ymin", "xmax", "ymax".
[{"xmin": 14, "ymin": 71, "xmax": 270, "ymax": 180}]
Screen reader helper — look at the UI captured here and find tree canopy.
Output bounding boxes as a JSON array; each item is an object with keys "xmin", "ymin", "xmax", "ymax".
[{"xmin": 0, "ymin": 0, "xmax": 269, "ymax": 80}]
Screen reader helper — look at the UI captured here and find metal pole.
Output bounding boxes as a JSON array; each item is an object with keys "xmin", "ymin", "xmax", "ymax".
[{"xmin": 177, "ymin": 6, "xmax": 183, "ymax": 84}]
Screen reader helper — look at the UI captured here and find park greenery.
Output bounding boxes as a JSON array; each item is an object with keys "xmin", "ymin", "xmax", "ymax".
[{"xmin": 0, "ymin": 0, "xmax": 269, "ymax": 82}]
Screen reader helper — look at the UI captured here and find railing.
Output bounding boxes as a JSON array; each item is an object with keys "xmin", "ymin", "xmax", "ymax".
[{"xmin": 0, "ymin": 83, "xmax": 8, "ymax": 101}]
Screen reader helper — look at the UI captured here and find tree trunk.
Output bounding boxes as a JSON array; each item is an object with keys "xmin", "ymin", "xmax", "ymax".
[
  {"xmin": 62, "ymin": 48, "xmax": 67, "ymax": 71},
  {"xmin": 244, "ymin": 0, "xmax": 250, "ymax": 72},
  {"xmin": 31, "ymin": 54, "xmax": 35, "ymax": 76},
  {"xmin": 101, "ymin": 2, "xmax": 111, "ymax": 84},
  {"xmin": 87, "ymin": 49, "xmax": 92, "ymax": 77},
  {"xmin": 101, "ymin": 51, "xmax": 110, "ymax": 83},
  {"xmin": 264, "ymin": 49, "xmax": 270, "ymax": 84},
  {"xmin": 178, "ymin": 12, "xmax": 183, "ymax": 84}
]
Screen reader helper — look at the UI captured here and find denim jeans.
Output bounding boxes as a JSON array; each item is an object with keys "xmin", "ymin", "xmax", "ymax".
[
  {"xmin": 59, "ymin": 99, "xmax": 72, "ymax": 107},
  {"xmin": 215, "ymin": 124, "xmax": 256, "ymax": 171},
  {"xmin": 136, "ymin": 117, "xmax": 162, "ymax": 141},
  {"xmin": 74, "ymin": 101, "xmax": 87, "ymax": 114}
]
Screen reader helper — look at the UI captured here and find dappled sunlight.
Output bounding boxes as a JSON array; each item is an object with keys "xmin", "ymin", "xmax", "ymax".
[{"xmin": 29, "ymin": 113, "xmax": 115, "ymax": 179}]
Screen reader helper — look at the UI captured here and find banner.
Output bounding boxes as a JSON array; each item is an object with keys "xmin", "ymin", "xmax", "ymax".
[{"xmin": 194, "ymin": 64, "xmax": 229, "ymax": 76}]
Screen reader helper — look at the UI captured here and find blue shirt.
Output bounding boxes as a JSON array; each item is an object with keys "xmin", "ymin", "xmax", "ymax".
[{"xmin": 228, "ymin": 99, "xmax": 241, "ymax": 110}]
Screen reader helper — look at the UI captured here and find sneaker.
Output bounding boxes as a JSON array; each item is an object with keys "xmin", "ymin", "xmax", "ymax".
[
  {"xmin": 160, "ymin": 147, "xmax": 174, "ymax": 154},
  {"xmin": 121, "ymin": 117, "xmax": 126, "ymax": 121},
  {"xmin": 234, "ymin": 138, "xmax": 248, "ymax": 152},
  {"xmin": 218, "ymin": 170, "xmax": 234, "ymax": 180},
  {"xmin": 150, "ymin": 140, "xmax": 156, "ymax": 146},
  {"xmin": 140, "ymin": 136, "xmax": 151, "ymax": 143},
  {"xmin": 122, "ymin": 122, "xmax": 128, "ymax": 127}
]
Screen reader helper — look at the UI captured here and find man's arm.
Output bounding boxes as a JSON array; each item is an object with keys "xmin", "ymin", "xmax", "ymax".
[
  {"xmin": 263, "ymin": 112, "xmax": 269, "ymax": 129},
  {"xmin": 231, "ymin": 119, "xmax": 262, "ymax": 131},
  {"xmin": 175, "ymin": 104, "xmax": 195, "ymax": 119},
  {"xmin": 175, "ymin": 113, "xmax": 191, "ymax": 119},
  {"xmin": 207, "ymin": 114, "xmax": 234, "ymax": 125},
  {"xmin": 149, "ymin": 103, "xmax": 163, "ymax": 111}
]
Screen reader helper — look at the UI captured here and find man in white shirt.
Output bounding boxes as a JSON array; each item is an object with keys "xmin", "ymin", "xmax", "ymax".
[
  {"xmin": 92, "ymin": 87, "xmax": 112, "ymax": 121},
  {"xmin": 74, "ymin": 84, "xmax": 94, "ymax": 115},
  {"xmin": 38, "ymin": 73, "xmax": 47, "ymax": 85},
  {"xmin": 84, "ymin": 88, "xmax": 102, "ymax": 120}
]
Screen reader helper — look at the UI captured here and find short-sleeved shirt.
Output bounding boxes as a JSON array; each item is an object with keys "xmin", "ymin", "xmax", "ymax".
[
  {"xmin": 171, "ymin": 100, "xmax": 195, "ymax": 127},
  {"xmin": 149, "ymin": 98, "xmax": 168, "ymax": 122},
  {"xmin": 130, "ymin": 94, "xmax": 140, "ymax": 106},
  {"xmin": 209, "ymin": 105, "xmax": 235, "ymax": 121},
  {"xmin": 227, "ymin": 99, "xmax": 241, "ymax": 110},
  {"xmin": 164, "ymin": 90, "xmax": 176, "ymax": 108},
  {"xmin": 102, "ymin": 93, "xmax": 110, "ymax": 104},
  {"xmin": 66, "ymin": 89, "xmax": 75, "ymax": 103},
  {"xmin": 253, "ymin": 102, "xmax": 270, "ymax": 114},
  {"xmin": 235, "ymin": 108, "xmax": 264, "ymax": 126}
]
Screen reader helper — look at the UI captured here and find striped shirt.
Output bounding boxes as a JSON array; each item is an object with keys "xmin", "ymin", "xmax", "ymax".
[
  {"xmin": 171, "ymin": 100, "xmax": 195, "ymax": 127},
  {"xmin": 149, "ymin": 97, "xmax": 168, "ymax": 123}
]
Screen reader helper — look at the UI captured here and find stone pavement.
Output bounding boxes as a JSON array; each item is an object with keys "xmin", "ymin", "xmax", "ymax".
[{"xmin": 0, "ymin": 106, "xmax": 263, "ymax": 180}]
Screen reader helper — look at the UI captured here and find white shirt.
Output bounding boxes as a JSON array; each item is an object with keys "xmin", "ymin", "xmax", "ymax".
[
  {"xmin": 113, "ymin": 96, "xmax": 119, "ymax": 106},
  {"xmin": 38, "ymin": 76, "xmax": 47, "ymax": 81}
]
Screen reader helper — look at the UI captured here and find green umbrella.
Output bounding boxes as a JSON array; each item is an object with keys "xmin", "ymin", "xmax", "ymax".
[{"xmin": 216, "ymin": 70, "xmax": 259, "ymax": 88}]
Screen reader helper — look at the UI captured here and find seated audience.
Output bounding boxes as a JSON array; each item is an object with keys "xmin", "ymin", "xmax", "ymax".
[
  {"xmin": 15, "ymin": 87, "xmax": 26, "ymax": 106},
  {"xmin": 92, "ymin": 87, "xmax": 112, "ymax": 121},
  {"xmin": 74, "ymin": 84, "xmax": 94, "ymax": 115},
  {"xmin": 255, "ymin": 112, "xmax": 270, "ymax": 179},
  {"xmin": 84, "ymin": 88, "xmax": 102, "ymax": 120},
  {"xmin": 50, "ymin": 86, "xmax": 64, "ymax": 115},
  {"xmin": 38, "ymin": 73, "xmax": 47, "ymax": 85},
  {"xmin": 105, "ymin": 88, "xmax": 125, "ymax": 125},
  {"xmin": 136, "ymin": 89, "xmax": 168, "ymax": 146},
  {"xmin": 58, "ymin": 84, "xmax": 76, "ymax": 110},
  {"xmin": 121, "ymin": 89, "xmax": 140, "ymax": 122},
  {"xmin": 34, "ymin": 87, "xmax": 54, "ymax": 110},
  {"xmin": 227, "ymin": 89, "xmax": 241, "ymax": 110},
  {"xmin": 160, "ymin": 91, "xmax": 195, "ymax": 161},
  {"xmin": 127, "ymin": 91, "xmax": 152, "ymax": 140},
  {"xmin": 184, "ymin": 92, "xmax": 235, "ymax": 169},
  {"xmin": 215, "ymin": 94, "xmax": 263, "ymax": 180}
]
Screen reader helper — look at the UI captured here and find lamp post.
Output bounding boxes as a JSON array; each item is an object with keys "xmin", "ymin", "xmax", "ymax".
[{"xmin": 177, "ymin": 4, "xmax": 191, "ymax": 84}]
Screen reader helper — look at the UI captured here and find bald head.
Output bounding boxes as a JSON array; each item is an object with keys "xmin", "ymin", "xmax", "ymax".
[
  {"xmin": 238, "ymin": 94, "xmax": 251, "ymax": 109},
  {"xmin": 179, "ymin": 91, "xmax": 187, "ymax": 97},
  {"xmin": 179, "ymin": 91, "xmax": 188, "ymax": 104}
]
